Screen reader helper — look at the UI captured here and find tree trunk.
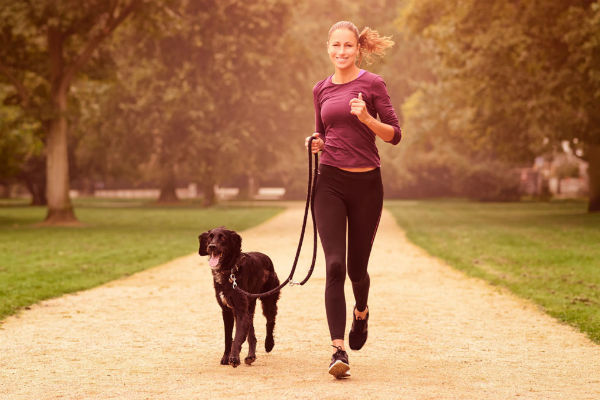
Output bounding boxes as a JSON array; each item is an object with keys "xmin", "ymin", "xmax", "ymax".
[
  {"xmin": 0, "ymin": 184, "xmax": 10, "ymax": 198},
  {"xmin": 44, "ymin": 96, "xmax": 77, "ymax": 223},
  {"xmin": 157, "ymin": 165, "xmax": 179, "ymax": 203},
  {"xmin": 247, "ymin": 175, "xmax": 256, "ymax": 200},
  {"xmin": 19, "ymin": 155, "xmax": 47, "ymax": 206},
  {"xmin": 78, "ymin": 177, "xmax": 96, "ymax": 197},
  {"xmin": 587, "ymin": 144, "xmax": 600, "ymax": 212},
  {"xmin": 25, "ymin": 179, "xmax": 47, "ymax": 206},
  {"xmin": 43, "ymin": 27, "xmax": 78, "ymax": 225},
  {"xmin": 201, "ymin": 176, "xmax": 216, "ymax": 207},
  {"xmin": 238, "ymin": 174, "xmax": 255, "ymax": 200}
]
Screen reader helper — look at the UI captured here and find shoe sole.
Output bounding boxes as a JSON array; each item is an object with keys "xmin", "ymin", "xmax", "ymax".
[
  {"xmin": 348, "ymin": 334, "xmax": 367, "ymax": 351},
  {"xmin": 328, "ymin": 360, "xmax": 351, "ymax": 379}
]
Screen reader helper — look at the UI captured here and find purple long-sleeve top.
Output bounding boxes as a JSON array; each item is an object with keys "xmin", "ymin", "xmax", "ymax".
[{"xmin": 313, "ymin": 70, "xmax": 401, "ymax": 169}]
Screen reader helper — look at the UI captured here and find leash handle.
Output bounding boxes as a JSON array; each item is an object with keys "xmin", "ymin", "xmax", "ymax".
[{"xmin": 234, "ymin": 136, "xmax": 319, "ymax": 298}]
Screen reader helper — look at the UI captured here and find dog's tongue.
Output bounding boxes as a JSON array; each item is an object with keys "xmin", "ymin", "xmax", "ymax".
[{"xmin": 209, "ymin": 254, "xmax": 220, "ymax": 268}]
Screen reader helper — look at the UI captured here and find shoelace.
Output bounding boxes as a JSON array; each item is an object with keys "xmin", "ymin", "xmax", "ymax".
[{"xmin": 331, "ymin": 345, "xmax": 345, "ymax": 353}]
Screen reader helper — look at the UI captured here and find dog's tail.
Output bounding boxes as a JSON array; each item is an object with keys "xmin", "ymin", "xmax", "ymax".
[{"xmin": 261, "ymin": 270, "xmax": 280, "ymax": 352}]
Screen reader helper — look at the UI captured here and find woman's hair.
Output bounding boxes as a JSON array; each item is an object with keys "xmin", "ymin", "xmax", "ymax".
[{"xmin": 328, "ymin": 21, "xmax": 394, "ymax": 66}]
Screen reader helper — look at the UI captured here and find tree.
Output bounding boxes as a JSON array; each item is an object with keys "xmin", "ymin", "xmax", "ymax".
[
  {"xmin": 68, "ymin": 79, "xmax": 155, "ymax": 195},
  {"xmin": 0, "ymin": 0, "xmax": 143, "ymax": 224},
  {"xmin": 397, "ymin": 0, "xmax": 600, "ymax": 210},
  {"xmin": 104, "ymin": 0, "xmax": 309, "ymax": 205}
]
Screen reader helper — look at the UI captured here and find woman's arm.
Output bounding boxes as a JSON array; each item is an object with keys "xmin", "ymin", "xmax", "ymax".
[
  {"xmin": 307, "ymin": 83, "xmax": 326, "ymax": 153},
  {"xmin": 363, "ymin": 111, "xmax": 396, "ymax": 142},
  {"xmin": 313, "ymin": 83, "xmax": 325, "ymax": 138},
  {"xmin": 350, "ymin": 77, "xmax": 401, "ymax": 145},
  {"xmin": 350, "ymin": 92, "xmax": 396, "ymax": 142},
  {"xmin": 304, "ymin": 81, "xmax": 325, "ymax": 154}
]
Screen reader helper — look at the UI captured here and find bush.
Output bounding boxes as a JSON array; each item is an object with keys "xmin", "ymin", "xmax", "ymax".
[{"xmin": 458, "ymin": 162, "xmax": 522, "ymax": 202}]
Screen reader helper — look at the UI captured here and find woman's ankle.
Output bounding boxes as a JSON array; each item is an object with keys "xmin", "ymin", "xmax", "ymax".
[
  {"xmin": 332, "ymin": 339, "xmax": 345, "ymax": 351},
  {"xmin": 354, "ymin": 305, "xmax": 368, "ymax": 320}
]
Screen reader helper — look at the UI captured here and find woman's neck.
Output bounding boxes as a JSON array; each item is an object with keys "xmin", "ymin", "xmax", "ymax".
[{"xmin": 332, "ymin": 66, "xmax": 361, "ymax": 84}]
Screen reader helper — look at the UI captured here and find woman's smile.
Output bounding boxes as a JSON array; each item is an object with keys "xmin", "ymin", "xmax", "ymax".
[{"xmin": 328, "ymin": 28, "xmax": 359, "ymax": 71}]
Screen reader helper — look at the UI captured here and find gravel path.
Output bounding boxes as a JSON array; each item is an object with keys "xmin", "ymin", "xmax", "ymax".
[{"xmin": 1, "ymin": 204, "xmax": 599, "ymax": 399}]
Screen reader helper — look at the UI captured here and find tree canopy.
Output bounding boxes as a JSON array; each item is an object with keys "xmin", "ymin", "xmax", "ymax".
[
  {"xmin": 1, "ymin": 0, "xmax": 599, "ymax": 218},
  {"xmin": 0, "ymin": 0, "xmax": 146, "ymax": 223},
  {"xmin": 397, "ymin": 0, "xmax": 600, "ymax": 209}
]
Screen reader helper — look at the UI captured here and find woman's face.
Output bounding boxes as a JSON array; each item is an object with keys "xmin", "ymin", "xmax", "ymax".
[{"xmin": 327, "ymin": 28, "xmax": 359, "ymax": 70}]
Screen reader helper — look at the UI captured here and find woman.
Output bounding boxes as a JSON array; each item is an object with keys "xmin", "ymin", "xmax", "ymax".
[{"xmin": 305, "ymin": 20, "xmax": 401, "ymax": 379}]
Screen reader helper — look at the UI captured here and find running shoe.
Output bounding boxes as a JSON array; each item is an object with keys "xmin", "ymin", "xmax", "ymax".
[
  {"xmin": 328, "ymin": 345, "xmax": 351, "ymax": 379},
  {"xmin": 349, "ymin": 305, "xmax": 369, "ymax": 350}
]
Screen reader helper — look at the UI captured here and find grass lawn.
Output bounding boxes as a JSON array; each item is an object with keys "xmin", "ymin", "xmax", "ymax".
[
  {"xmin": 386, "ymin": 199, "xmax": 600, "ymax": 343},
  {"xmin": 0, "ymin": 199, "xmax": 283, "ymax": 320}
]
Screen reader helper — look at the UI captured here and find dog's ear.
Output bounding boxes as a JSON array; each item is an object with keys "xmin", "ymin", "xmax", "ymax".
[
  {"xmin": 230, "ymin": 231, "xmax": 242, "ymax": 255},
  {"xmin": 198, "ymin": 231, "xmax": 209, "ymax": 256}
]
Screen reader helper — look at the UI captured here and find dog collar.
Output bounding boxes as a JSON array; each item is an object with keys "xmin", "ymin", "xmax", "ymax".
[
  {"xmin": 228, "ymin": 254, "xmax": 247, "ymax": 286},
  {"xmin": 228, "ymin": 264, "xmax": 240, "ymax": 284}
]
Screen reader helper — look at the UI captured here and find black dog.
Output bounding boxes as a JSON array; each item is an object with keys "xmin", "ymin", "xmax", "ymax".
[{"xmin": 198, "ymin": 227, "xmax": 280, "ymax": 367}]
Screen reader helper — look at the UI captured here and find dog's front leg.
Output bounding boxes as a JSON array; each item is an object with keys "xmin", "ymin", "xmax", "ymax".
[
  {"xmin": 220, "ymin": 308, "xmax": 234, "ymax": 365},
  {"xmin": 229, "ymin": 307, "xmax": 250, "ymax": 367},
  {"xmin": 245, "ymin": 299, "xmax": 258, "ymax": 365}
]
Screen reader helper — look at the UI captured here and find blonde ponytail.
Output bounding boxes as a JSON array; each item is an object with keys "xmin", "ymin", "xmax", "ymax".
[{"xmin": 357, "ymin": 27, "xmax": 394, "ymax": 66}]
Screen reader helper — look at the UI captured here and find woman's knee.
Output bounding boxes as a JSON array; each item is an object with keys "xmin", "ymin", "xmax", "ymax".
[{"xmin": 326, "ymin": 259, "xmax": 346, "ymax": 284}]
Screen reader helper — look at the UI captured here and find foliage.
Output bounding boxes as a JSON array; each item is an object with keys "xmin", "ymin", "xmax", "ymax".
[
  {"xmin": 0, "ymin": 0, "xmax": 316, "ymax": 211},
  {"xmin": 3, "ymin": 0, "xmax": 597, "ymax": 209},
  {"xmin": 68, "ymin": 79, "xmax": 150, "ymax": 191},
  {"xmin": 0, "ymin": 98, "xmax": 42, "ymax": 182},
  {"xmin": 0, "ymin": 84, "xmax": 46, "ymax": 203},
  {"xmin": 396, "ymin": 0, "xmax": 600, "ymax": 205},
  {"xmin": 555, "ymin": 158, "xmax": 581, "ymax": 180},
  {"xmin": 69, "ymin": 0, "xmax": 312, "ymax": 203},
  {"xmin": 457, "ymin": 162, "xmax": 521, "ymax": 202},
  {"xmin": 0, "ymin": 0, "xmax": 152, "ymax": 222},
  {"xmin": 387, "ymin": 199, "xmax": 600, "ymax": 342}
]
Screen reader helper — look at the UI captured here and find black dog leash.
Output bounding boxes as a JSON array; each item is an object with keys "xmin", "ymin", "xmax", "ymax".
[{"xmin": 232, "ymin": 137, "xmax": 319, "ymax": 299}]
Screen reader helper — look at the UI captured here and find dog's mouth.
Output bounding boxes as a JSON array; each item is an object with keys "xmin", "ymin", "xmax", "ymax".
[{"xmin": 208, "ymin": 251, "xmax": 222, "ymax": 269}]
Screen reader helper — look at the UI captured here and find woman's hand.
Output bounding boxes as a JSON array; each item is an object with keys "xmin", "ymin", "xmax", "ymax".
[
  {"xmin": 349, "ymin": 92, "xmax": 373, "ymax": 125},
  {"xmin": 305, "ymin": 132, "xmax": 324, "ymax": 154}
]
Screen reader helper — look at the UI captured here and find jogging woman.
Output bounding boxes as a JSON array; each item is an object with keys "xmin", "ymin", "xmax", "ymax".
[{"xmin": 305, "ymin": 20, "xmax": 401, "ymax": 379}]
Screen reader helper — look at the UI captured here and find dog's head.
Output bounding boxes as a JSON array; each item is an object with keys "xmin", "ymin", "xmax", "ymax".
[{"xmin": 198, "ymin": 227, "xmax": 242, "ymax": 270}]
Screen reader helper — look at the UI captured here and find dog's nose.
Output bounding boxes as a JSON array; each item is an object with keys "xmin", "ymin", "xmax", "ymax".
[{"xmin": 207, "ymin": 244, "xmax": 216, "ymax": 250}]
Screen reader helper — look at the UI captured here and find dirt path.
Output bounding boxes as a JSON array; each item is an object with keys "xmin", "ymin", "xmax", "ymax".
[{"xmin": 1, "ymin": 204, "xmax": 599, "ymax": 400}]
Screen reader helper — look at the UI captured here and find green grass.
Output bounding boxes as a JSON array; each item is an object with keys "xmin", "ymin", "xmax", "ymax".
[
  {"xmin": 386, "ymin": 199, "xmax": 600, "ymax": 343},
  {"xmin": 0, "ymin": 200, "xmax": 283, "ymax": 320}
]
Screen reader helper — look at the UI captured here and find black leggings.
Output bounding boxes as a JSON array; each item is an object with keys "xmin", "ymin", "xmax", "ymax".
[{"xmin": 314, "ymin": 164, "xmax": 383, "ymax": 340}]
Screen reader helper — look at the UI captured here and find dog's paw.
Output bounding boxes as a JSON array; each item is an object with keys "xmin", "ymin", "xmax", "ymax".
[
  {"xmin": 244, "ymin": 355, "xmax": 256, "ymax": 365},
  {"xmin": 265, "ymin": 335, "xmax": 275, "ymax": 353},
  {"xmin": 229, "ymin": 355, "xmax": 241, "ymax": 368},
  {"xmin": 220, "ymin": 354, "xmax": 230, "ymax": 365}
]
